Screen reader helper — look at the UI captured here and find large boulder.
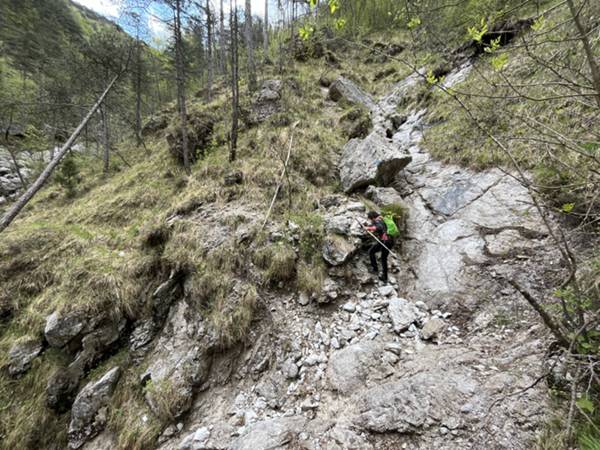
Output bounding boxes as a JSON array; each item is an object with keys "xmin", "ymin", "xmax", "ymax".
[
  {"xmin": 250, "ymin": 80, "xmax": 283, "ymax": 123},
  {"xmin": 328, "ymin": 77, "xmax": 376, "ymax": 110},
  {"xmin": 339, "ymin": 132, "xmax": 412, "ymax": 193},
  {"xmin": 7, "ymin": 337, "xmax": 43, "ymax": 377},
  {"xmin": 45, "ymin": 310, "xmax": 88, "ymax": 348},
  {"xmin": 68, "ymin": 367, "xmax": 121, "ymax": 449},
  {"xmin": 322, "ymin": 235, "xmax": 360, "ymax": 266}
]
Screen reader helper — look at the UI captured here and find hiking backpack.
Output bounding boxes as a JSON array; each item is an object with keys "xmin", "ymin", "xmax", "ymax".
[{"xmin": 383, "ymin": 215, "xmax": 400, "ymax": 238}]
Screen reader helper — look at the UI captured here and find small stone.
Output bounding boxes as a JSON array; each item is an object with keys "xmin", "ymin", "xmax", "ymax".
[
  {"xmin": 331, "ymin": 338, "xmax": 341, "ymax": 349},
  {"xmin": 304, "ymin": 354, "xmax": 320, "ymax": 366},
  {"xmin": 283, "ymin": 358, "xmax": 299, "ymax": 379},
  {"xmin": 384, "ymin": 343, "xmax": 402, "ymax": 356},
  {"xmin": 342, "ymin": 303, "xmax": 356, "ymax": 313},
  {"xmin": 421, "ymin": 318, "xmax": 446, "ymax": 340},
  {"xmin": 378, "ymin": 285, "xmax": 396, "ymax": 297},
  {"xmin": 460, "ymin": 403, "xmax": 473, "ymax": 413},
  {"xmin": 298, "ymin": 293, "xmax": 310, "ymax": 306}
]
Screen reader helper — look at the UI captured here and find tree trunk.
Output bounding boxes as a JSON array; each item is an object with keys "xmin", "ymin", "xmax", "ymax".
[
  {"xmin": 0, "ymin": 75, "xmax": 119, "ymax": 234},
  {"xmin": 206, "ymin": 0, "xmax": 213, "ymax": 101},
  {"xmin": 230, "ymin": 0, "xmax": 239, "ymax": 162},
  {"xmin": 220, "ymin": 0, "xmax": 226, "ymax": 74},
  {"xmin": 566, "ymin": 0, "xmax": 600, "ymax": 107},
  {"xmin": 134, "ymin": 39, "xmax": 143, "ymax": 146},
  {"xmin": 101, "ymin": 103, "xmax": 110, "ymax": 174},
  {"xmin": 174, "ymin": 0, "xmax": 191, "ymax": 173},
  {"xmin": 6, "ymin": 147, "xmax": 26, "ymax": 189},
  {"xmin": 263, "ymin": 0, "xmax": 269, "ymax": 60},
  {"xmin": 244, "ymin": 0, "xmax": 257, "ymax": 92}
]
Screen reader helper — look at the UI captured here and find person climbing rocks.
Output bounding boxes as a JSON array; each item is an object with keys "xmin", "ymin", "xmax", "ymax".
[{"xmin": 365, "ymin": 210, "xmax": 394, "ymax": 284}]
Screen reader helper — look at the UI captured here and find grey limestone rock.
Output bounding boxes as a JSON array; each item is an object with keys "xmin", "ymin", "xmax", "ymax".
[
  {"xmin": 8, "ymin": 337, "xmax": 43, "ymax": 377},
  {"xmin": 68, "ymin": 367, "xmax": 121, "ymax": 449},
  {"xmin": 339, "ymin": 132, "xmax": 412, "ymax": 193}
]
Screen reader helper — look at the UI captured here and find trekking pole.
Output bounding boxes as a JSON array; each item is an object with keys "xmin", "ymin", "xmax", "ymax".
[{"xmin": 354, "ymin": 217, "xmax": 419, "ymax": 279}]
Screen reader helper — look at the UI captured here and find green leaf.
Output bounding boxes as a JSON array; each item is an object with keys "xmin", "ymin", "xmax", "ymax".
[
  {"xmin": 561, "ymin": 203, "xmax": 575, "ymax": 213},
  {"xmin": 335, "ymin": 18, "xmax": 346, "ymax": 30},
  {"xmin": 328, "ymin": 0, "xmax": 340, "ymax": 14},
  {"xmin": 491, "ymin": 53, "xmax": 508, "ymax": 71},
  {"xmin": 468, "ymin": 18, "xmax": 488, "ymax": 42},
  {"xmin": 407, "ymin": 17, "xmax": 421, "ymax": 30},
  {"xmin": 298, "ymin": 24, "xmax": 314, "ymax": 41},
  {"xmin": 576, "ymin": 397, "xmax": 595, "ymax": 414},
  {"xmin": 309, "ymin": 0, "xmax": 317, "ymax": 10}
]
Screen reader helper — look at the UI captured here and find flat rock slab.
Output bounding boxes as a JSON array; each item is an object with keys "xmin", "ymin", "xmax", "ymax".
[
  {"xmin": 230, "ymin": 416, "xmax": 307, "ymax": 450},
  {"xmin": 328, "ymin": 77, "xmax": 376, "ymax": 110},
  {"xmin": 327, "ymin": 341, "xmax": 385, "ymax": 394},
  {"xmin": 339, "ymin": 132, "xmax": 412, "ymax": 193}
]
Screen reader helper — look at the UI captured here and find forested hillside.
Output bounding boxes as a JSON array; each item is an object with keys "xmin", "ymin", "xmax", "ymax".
[{"xmin": 0, "ymin": 0, "xmax": 598, "ymax": 449}]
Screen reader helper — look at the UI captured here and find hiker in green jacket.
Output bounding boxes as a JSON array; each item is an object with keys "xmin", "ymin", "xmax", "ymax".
[{"xmin": 365, "ymin": 210, "xmax": 394, "ymax": 283}]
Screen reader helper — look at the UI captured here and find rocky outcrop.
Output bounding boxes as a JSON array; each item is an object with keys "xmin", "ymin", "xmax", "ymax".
[
  {"xmin": 141, "ymin": 299, "xmax": 217, "ymax": 419},
  {"xmin": 7, "ymin": 337, "xmax": 43, "ymax": 377},
  {"xmin": 328, "ymin": 77, "xmax": 375, "ymax": 110},
  {"xmin": 321, "ymin": 200, "xmax": 366, "ymax": 266},
  {"xmin": 339, "ymin": 132, "xmax": 412, "ymax": 193},
  {"xmin": 45, "ymin": 310, "xmax": 88, "ymax": 348},
  {"xmin": 250, "ymin": 80, "xmax": 283, "ymax": 123},
  {"xmin": 68, "ymin": 367, "xmax": 121, "ymax": 449},
  {"xmin": 166, "ymin": 112, "xmax": 214, "ymax": 164}
]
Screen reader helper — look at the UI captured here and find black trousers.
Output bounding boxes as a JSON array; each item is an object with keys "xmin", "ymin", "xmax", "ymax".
[{"xmin": 369, "ymin": 240, "xmax": 392, "ymax": 280}]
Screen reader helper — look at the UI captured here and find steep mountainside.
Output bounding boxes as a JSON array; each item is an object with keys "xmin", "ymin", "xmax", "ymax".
[{"xmin": 0, "ymin": 2, "xmax": 598, "ymax": 449}]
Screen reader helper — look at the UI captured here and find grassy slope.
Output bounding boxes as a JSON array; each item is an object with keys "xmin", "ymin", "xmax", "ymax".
[{"xmin": 0, "ymin": 47, "xmax": 360, "ymax": 447}]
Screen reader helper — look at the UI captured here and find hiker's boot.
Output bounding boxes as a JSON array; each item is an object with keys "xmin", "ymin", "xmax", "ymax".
[{"xmin": 379, "ymin": 274, "xmax": 389, "ymax": 284}]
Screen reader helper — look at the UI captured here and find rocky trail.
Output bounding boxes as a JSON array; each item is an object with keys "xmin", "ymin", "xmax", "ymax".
[
  {"xmin": 33, "ymin": 64, "xmax": 562, "ymax": 450},
  {"xmin": 147, "ymin": 65, "xmax": 559, "ymax": 449}
]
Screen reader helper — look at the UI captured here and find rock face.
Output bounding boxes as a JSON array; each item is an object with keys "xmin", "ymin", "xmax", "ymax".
[
  {"xmin": 339, "ymin": 132, "xmax": 412, "ymax": 193},
  {"xmin": 251, "ymin": 80, "xmax": 283, "ymax": 123},
  {"xmin": 68, "ymin": 367, "xmax": 121, "ymax": 449},
  {"xmin": 328, "ymin": 77, "xmax": 376, "ymax": 110},
  {"xmin": 8, "ymin": 337, "xmax": 43, "ymax": 377},
  {"xmin": 141, "ymin": 300, "xmax": 217, "ymax": 419},
  {"xmin": 321, "ymin": 199, "xmax": 366, "ymax": 266},
  {"xmin": 354, "ymin": 369, "xmax": 475, "ymax": 434}
]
